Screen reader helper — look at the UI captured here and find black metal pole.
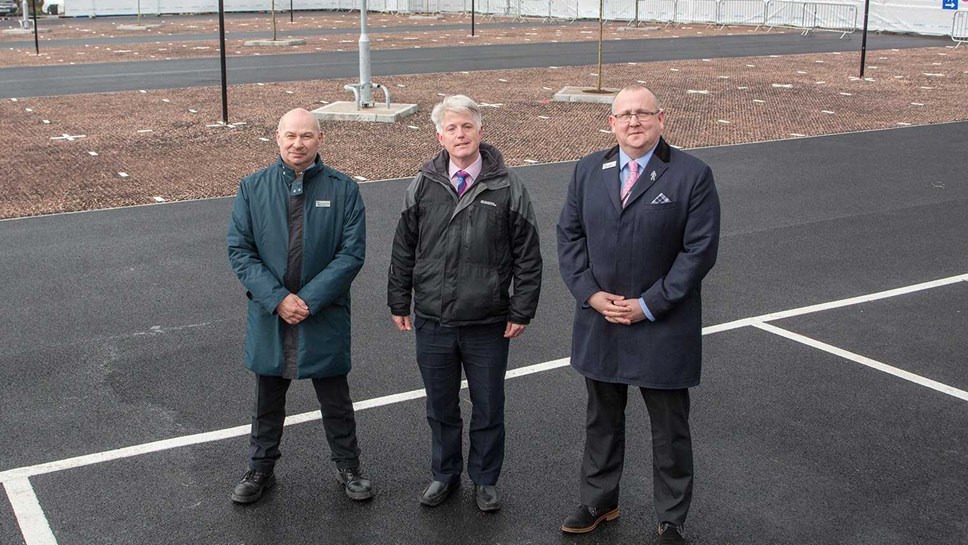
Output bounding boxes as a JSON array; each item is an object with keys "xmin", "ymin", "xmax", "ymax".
[
  {"xmin": 218, "ymin": 0, "xmax": 228, "ymax": 124},
  {"xmin": 859, "ymin": 0, "xmax": 870, "ymax": 77},
  {"xmin": 471, "ymin": 0, "xmax": 475, "ymax": 37},
  {"xmin": 290, "ymin": 0, "xmax": 293, "ymax": 23},
  {"xmin": 32, "ymin": 0, "xmax": 39, "ymax": 55}
]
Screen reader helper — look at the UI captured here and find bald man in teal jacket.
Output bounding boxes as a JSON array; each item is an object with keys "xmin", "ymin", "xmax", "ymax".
[{"xmin": 227, "ymin": 108, "xmax": 372, "ymax": 505}]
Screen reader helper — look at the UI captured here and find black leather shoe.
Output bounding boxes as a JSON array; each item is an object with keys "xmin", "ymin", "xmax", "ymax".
[
  {"xmin": 419, "ymin": 480, "xmax": 457, "ymax": 507},
  {"xmin": 336, "ymin": 467, "xmax": 374, "ymax": 501},
  {"xmin": 658, "ymin": 522, "xmax": 686, "ymax": 544},
  {"xmin": 474, "ymin": 484, "xmax": 501, "ymax": 512},
  {"xmin": 231, "ymin": 469, "xmax": 276, "ymax": 504},
  {"xmin": 560, "ymin": 504, "xmax": 620, "ymax": 534}
]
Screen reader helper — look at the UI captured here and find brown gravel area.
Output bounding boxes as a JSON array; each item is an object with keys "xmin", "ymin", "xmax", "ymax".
[
  {"xmin": 0, "ymin": 15, "xmax": 768, "ymax": 67},
  {"xmin": 1, "ymin": 45, "xmax": 966, "ymax": 219}
]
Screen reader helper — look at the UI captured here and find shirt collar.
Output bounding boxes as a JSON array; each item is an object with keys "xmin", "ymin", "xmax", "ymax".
[
  {"xmin": 619, "ymin": 144, "xmax": 658, "ymax": 174},
  {"xmin": 448, "ymin": 153, "xmax": 483, "ymax": 182}
]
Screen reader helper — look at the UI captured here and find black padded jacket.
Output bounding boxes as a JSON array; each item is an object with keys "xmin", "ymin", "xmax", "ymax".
[{"xmin": 387, "ymin": 143, "xmax": 542, "ymax": 326}]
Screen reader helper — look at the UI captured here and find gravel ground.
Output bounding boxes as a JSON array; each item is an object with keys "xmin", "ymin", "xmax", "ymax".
[
  {"xmin": 1, "ymin": 43, "xmax": 965, "ymax": 220},
  {"xmin": 0, "ymin": 14, "xmax": 765, "ymax": 67}
]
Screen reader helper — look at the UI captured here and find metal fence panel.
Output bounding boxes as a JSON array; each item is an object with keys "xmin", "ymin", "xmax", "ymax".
[
  {"xmin": 516, "ymin": 0, "xmax": 549, "ymax": 17},
  {"xmin": 951, "ymin": 9, "xmax": 967, "ymax": 46},
  {"xmin": 545, "ymin": 0, "xmax": 579, "ymax": 20},
  {"xmin": 403, "ymin": 0, "xmax": 430, "ymax": 12},
  {"xmin": 434, "ymin": 0, "xmax": 466, "ymax": 13},
  {"xmin": 802, "ymin": 1, "xmax": 856, "ymax": 36},
  {"xmin": 764, "ymin": 0, "xmax": 803, "ymax": 28},
  {"xmin": 478, "ymin": 0, "xmax": 510, "ymax": 15},
  {"xmin": 718, "ymin": 0, "xmax": 766, "ymax": 27},
  {"xmin": 635, "ymin": 0, "xmax": 677, "ymax": 24},
  {"xmin": 676, "ymin": 0, "xmax": 718, "ymax": 25}
]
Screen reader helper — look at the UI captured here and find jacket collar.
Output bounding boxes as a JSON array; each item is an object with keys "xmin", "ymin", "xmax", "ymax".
[
  {"xmin": 602, "ymin": 137, "xmax": 671, "ymax": 212},
  {"xmin": 276, "ymin": 154, "xmax": 323, "ymax": 180},
  {"xmin": 603, "ymin": 136, "xmax": 671, "ymax": 163}
]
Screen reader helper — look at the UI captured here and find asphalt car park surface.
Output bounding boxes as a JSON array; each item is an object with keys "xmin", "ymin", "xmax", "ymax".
[
  {"xmin": 1, "ymin": 121, "xmax": 966, "ymax": 544},
  {"xmin": 0, "ymin": 31, "xmax": 949, "ymax": 98}
]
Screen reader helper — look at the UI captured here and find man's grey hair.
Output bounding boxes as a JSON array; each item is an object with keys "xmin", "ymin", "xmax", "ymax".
[
  {"xmin": 431, "ymin": 95, "xmax": 482, "ymax": 133},
  {"xmin": 611, "ymin": 85, "xmax": 662, "ymax": 113}
]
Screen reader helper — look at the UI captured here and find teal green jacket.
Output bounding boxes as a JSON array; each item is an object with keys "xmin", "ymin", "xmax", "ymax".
[{"xmin": 227, "ymin": 156, "xmax": 366, "ymax": 378}]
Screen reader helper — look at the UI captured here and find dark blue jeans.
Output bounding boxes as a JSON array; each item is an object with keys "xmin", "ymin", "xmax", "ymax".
[{"xmin": 414, "ymin": 317, "xmax": 510, "ymax": 486}]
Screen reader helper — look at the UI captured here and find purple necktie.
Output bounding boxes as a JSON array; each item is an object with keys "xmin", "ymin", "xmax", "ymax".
[
  {"xmin": 621, "ymin": 160, "xmax": 639, "ymax": 208},
  {"xmin": 456, "ymin": 170, "xmax": 469, "ymax": 196}
]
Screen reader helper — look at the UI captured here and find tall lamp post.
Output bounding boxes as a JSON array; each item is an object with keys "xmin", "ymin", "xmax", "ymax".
[
  {"xmin": 343, "ymin": 0, "xmax": 391, "ymax": 109},
  {"xmin": 31, "ymin": 0, "xmax": 40, "ymax": 54},
  {"xmin": 218, "ymin": 0, "xmax": 229, "ymax": 123},
  {"xmin": 859, "ymin": 0, "xmax": 871, "ymax": 77}
]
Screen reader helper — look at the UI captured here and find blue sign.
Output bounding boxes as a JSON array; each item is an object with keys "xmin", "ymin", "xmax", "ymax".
[{"xmin": 942, "ymin": 0, "xmax": 958, "ymax": 10}]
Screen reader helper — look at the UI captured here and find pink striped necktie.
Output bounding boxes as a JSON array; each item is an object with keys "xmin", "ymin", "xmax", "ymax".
[
  {"xmin": 456, "ymin": 170, "xmax": 469, "ymax": 196},
  {"xmin": 621, "ymin": 160, "xmax": 639, "ymax": 208}
]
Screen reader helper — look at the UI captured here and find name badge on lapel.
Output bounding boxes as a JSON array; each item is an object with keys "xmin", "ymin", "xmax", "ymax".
[
  {"xmin": 315, "ymin": 200, "xmax": 331, "ymax": 208},
  {"xmin": 602, "ymin": 161, "xmax": 617, "ymax": 170}
]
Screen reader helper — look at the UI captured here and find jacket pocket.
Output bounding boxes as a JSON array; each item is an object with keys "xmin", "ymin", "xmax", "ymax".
[{"xmin": 463, "ymin": 202, "xmax": 508, "ymax": 266}]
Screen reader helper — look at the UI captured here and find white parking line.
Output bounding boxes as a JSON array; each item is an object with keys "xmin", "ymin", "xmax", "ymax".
[
  {"xmin": 699, "ymin": 274, "xmax": 968, "ymax": 335},
  {"xmin": 752, "ymin": 321, "xmax": 968, "ymax": 402},
  {"xmin": 4, "ymin": 479, "xmax": 57, "ymax": 545},
  {"xmin": 2, "ymin": 273, "xmax": 966, "ymax": 544}
]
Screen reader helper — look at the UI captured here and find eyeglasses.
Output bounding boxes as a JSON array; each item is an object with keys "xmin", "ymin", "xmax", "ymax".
[{"xmin": 612, "ymin": 110, "xmax": 662, "ymax": 123}]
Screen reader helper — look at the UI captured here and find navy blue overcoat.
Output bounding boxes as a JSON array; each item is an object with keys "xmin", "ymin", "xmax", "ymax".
[{"xmin": 556, "ymin": 138, "xmax": 720, "ymax": 389}]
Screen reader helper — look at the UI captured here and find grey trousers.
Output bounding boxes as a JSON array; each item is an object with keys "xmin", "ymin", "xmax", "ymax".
[{"xmin": 579, "ymin": 377, "xmax": 694, "ymax": 526}]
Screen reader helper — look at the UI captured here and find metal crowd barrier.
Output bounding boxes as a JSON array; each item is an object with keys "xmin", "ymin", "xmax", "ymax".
[
  {"xmin": 953, "ymin": 10, "xmax": 967, "ymax": 47},
  {"xmin": 801, "ymin": 1, "xmax": 856, "ymax": 38},
  {"xmin": 75, "ymin": 0, "xmax": 881, "ymax": 38},
  {"xmin": 764, "ymin": 0, "xmax": 804, "ymax": 30},
  {"xmin": 632, "ymin": 0, "xmax": 677, "ymax": 26},
  {"xmin": 676, "ymin": 0, "xmax": 719, "ymax": 26},
  {"xmin": 717, "ymin": 0, "xmax": 767, "ymax": 30},
  {"xmin": 479, "ymin": 0, "xmax": 512, "ymax": 18}
]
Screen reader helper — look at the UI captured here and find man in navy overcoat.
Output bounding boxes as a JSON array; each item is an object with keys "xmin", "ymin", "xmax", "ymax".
[{"xmin": 557, "ymin": 86, "xmax": 720, "ymax": 544}]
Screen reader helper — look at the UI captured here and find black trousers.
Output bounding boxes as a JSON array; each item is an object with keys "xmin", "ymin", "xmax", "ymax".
[
  {"xmin": 414, "ymin": 318, "xmax": 510, "ymax": 486},
  {"xmin": 579, "ymin": 377, "xmax": 693, "ymax": 526},
  {"xmin": 247, "ymin": 373, "xmax": 361, "ymax": 473}
]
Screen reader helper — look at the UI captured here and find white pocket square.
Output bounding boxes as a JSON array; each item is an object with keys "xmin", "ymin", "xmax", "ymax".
[{"xmin": 651, "ymin": 193, "xmax": 672, "ymax": 205}]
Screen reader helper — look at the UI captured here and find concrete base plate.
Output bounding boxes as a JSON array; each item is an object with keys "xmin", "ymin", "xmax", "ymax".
[
  {"xmin": 117, "ymin": 24, "xmax": 162, "ymax": 30},
  {"xmin": 2, "ymin": 28, "xmax": 49, "ymax": 34},
  {"xmin": 553, "ymin": 86, "xmax": 620, "ymax": 103},
  {"xmin": 312, "ymin": 102, "xmax": 419, "ymax": 123},
  {"xmin": 243, "ymin": 38, "xmax": 306, "ymax": 47},
  {"xmin": 408, "ymin": 15, "xmax": 443, "ymax": 20}
]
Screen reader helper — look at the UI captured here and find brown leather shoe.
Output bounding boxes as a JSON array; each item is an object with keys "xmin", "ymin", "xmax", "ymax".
[{"xmin": 560, "ymin": 504, "xmax": 620, "ymax": 534}]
